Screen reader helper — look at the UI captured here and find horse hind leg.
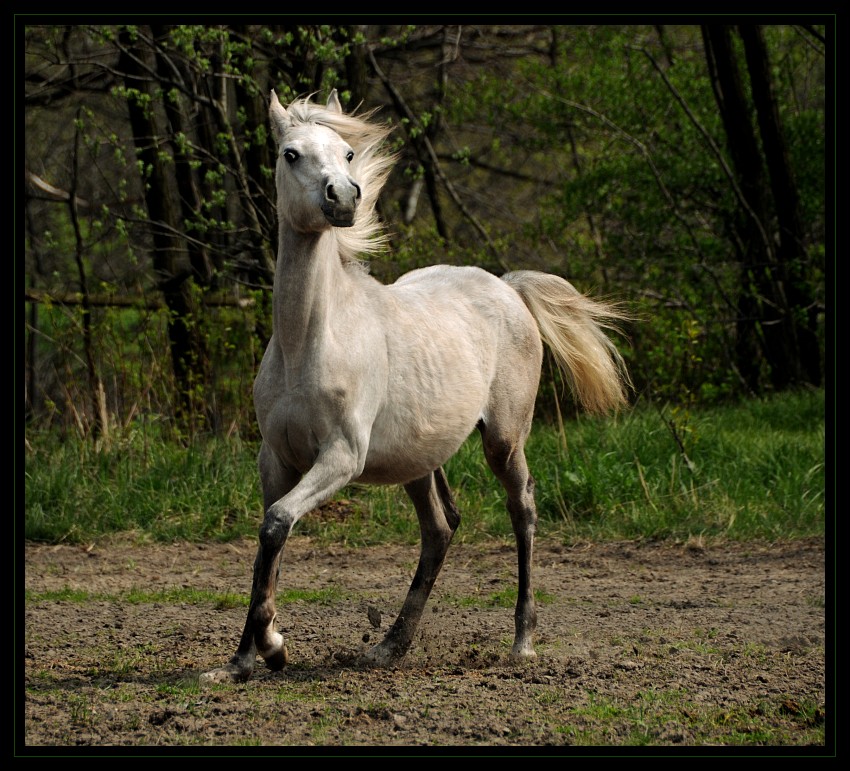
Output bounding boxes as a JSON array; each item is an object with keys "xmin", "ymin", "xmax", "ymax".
[
  {"xmin": 361, "ymin": 466, "xmax": 460, "ymax": 666},
  {"xmin": 480, "ymin": 423, "xmax": 539, "ymax": 661}
]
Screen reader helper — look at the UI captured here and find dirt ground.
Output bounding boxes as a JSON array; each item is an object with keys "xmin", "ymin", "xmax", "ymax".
[{"xmin": 22, "ymin": 534, "xmax": 828, "ymax": 751}]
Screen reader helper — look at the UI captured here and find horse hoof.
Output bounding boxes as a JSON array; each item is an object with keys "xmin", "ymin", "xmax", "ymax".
[
  {"xmin": 359, "ymin": 643, "xmax": 399, "ymax": 667},
  {"xmin": 508, "ymin": 647, "xmax": 537, "ymax": 664},
  {"xmin": 265, "ymin": 645, "xmax": 289, "ymax": 671},
  {"xmin": 199, "ymin": 665, "xmax": 252, "ymax": 685}
]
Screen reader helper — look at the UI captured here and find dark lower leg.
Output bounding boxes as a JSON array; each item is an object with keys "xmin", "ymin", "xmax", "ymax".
[
  {"xmin": 363, "ymin": 468, "xmax": 459, "ymax": 664},
  {"xmin": 200, "ymin": 516, "xmax": 289, "ymax": 683},
  {"xmin": 508, "ymin": 474, "xmax": 538, "ymax": 658},
  {"xmin": 481, "ymin": 431, "xmax": 539, "ymax": 659}
]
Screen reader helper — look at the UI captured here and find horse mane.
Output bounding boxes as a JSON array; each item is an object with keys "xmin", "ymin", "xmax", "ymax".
[{"xmin": 283, "ymin": 94, "xmax": 397, "ymax": 264}]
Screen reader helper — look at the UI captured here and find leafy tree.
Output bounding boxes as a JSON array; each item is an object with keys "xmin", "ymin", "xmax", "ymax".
[
  {"xmin": 703, "ymin": 24, "xmax": 822, "ymax": 391},
  {"xmin": 465, "ymin": 24, "xmax": 826, "ymax": 404}
]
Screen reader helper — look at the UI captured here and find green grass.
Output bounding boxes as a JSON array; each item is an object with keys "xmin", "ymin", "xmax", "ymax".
[
  {"xmin": 25, "ymin": 586, "xmax": 346, "ymax": 607},
  {"xmin": 446, "ymin": 587, "xmax": 556, "ymax": 609},
  {"xmin": 23, "ymin": 388, "xmax": 825, "ymax": 545},
  {"xmin": 558, "ymin": 689, "xmax": 825, "ymax": 746}
]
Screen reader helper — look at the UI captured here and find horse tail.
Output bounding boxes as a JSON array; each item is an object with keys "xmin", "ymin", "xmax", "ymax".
[{"xmin": 502, "ymin": 270, "xmax": 632, "ymax": 415}]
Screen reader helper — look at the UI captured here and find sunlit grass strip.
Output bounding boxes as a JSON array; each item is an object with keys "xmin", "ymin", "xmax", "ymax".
[
  {"xmin": 24, "ymin": 389, "xmax": 824, "ymax": 544},
  {"xmin": 25, "ymin": 585, "xmax": 347, "ymax": 606},
  {"xmin": 442, "ymin": 588, "xmax": 555, "ymax": 609}
]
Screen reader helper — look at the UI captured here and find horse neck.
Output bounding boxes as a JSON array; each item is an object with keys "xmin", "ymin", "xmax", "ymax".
[{"xmin": 272, "ymin": 228, "xmax": 348, "ymax": 359}]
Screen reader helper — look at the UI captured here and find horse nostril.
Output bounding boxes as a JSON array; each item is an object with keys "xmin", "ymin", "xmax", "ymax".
[{"xmin": 326, "ymin": 181, "xmax": 360, "ymax": 203}]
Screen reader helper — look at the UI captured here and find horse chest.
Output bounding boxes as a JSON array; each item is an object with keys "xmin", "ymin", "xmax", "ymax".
[
  {"xmin": 254, "ymin": 344, "xmax": 375, "ymax": 471},
  {"xmin": 259, "ymin": 380, "xmax": 344, "ymax": 462}
]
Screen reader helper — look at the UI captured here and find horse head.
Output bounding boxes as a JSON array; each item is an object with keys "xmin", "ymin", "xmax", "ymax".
[{"xmin": 270, "ymin": 89, "xmax": 362, "ymax": 232}]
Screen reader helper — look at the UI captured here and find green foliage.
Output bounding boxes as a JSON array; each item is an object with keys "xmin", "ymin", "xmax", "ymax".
[
  {"xmin": 23, "ymin": 23, "xmax": 826, "ymax": 436},
  {"xmin": 26, "ymin": 293, "xmax": 263, "ymax": 442},
  {"xmin": 448, "ymin": 24, "xmax": 826, "ymax": 401}
]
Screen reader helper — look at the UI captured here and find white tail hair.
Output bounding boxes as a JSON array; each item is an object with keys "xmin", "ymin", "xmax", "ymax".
[{"xmin": 502, "ymin": 270, "xmax": 632, "ymax": 414}]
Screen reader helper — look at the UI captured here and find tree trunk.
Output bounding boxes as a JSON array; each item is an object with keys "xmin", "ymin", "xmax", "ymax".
[
  {"xmin": 232, "ymin": 26, "xmax": 277, "ymax": 291},
  {"xmin": 151, "ymin": 24, "xmax": 214, "ymax": 288},
  {"xmin": 702, "ymin": 25, "xmax": 820, "ymax": 393},
  {"xmin": 70, "ymin": 111, "xmax": 108, "ymax": 441},
  {"xmin": 117, "ymin": 26, "xmax": 210, "ymax": 432},
  {"xmin": 343, "ymin": 25, "xmax": 370, "ymax": 109},
  {"xmin": 738, "ymin": 24, "xmax": 821, "ymax": 386}
]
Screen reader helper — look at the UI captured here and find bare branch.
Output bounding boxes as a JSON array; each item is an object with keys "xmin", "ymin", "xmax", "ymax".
[
  {"xmin": 26, "ymin": 169, "xmax": 90, "ymax": 208},
  {"xmin": 367, "ymin": 46, "xmax": 509, "ymax": 270}
]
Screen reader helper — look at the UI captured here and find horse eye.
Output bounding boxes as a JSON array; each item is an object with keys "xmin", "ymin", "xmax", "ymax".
[
  {"xmin": 346, "ymin": 150, "xmax": 354, "ymax": 163},
  {"xmin": 283, "ymin": 149, "xmax": 299, "ymax": 164}
]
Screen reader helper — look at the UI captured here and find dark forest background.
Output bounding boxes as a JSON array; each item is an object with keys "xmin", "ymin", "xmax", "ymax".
[{"xmin": 21, "ymin": 22, "xmax": 829, "ymax": 442}]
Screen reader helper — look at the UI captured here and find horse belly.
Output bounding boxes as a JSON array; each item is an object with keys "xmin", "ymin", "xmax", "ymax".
[
  {"xmin": 357, "ymin": 369, "xmax": 487, "ymax": 485},
  {"xmin": 355, "ymin": 290, "xmax": 497, "ymax": 484},
  {"xmin": 357, "ymin": 422, "xmax": 477, "ymax": 485}
]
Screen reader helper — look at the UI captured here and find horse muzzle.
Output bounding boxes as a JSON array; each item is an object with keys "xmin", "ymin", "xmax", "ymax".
[
  {"xmin": 321, "ymin": 203, "xmax": 357, "ymax": 227},
  {"xmin": 322, "ymin": 177, "xmax": 360, "ymax": 227}
]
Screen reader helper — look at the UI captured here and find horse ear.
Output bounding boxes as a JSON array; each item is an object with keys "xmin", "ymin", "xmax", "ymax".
[
  {"xmin": 326, "ymin": 89, "xmax": 343, "ymax": 114},
  {"xmin": 269, "ymin": 89, "xmax": 288, "ymax": 144}
]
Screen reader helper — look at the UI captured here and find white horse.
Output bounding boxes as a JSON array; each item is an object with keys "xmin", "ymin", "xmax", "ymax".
[{"xmin": 201, "ymin": 90, "xmax": 631, "ymax": 684}]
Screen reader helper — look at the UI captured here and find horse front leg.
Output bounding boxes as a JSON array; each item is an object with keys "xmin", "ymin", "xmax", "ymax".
[
  {"xmin": 361, "ymin": 467, "xmax": 460, "ymax": 666},
  {"xmin": 200, "ymin": 535, "xmax": 288, "ymax": 685},
  {"xmin": 202, "ymin": 441, "xmax": 357, "ymax": 684}
]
